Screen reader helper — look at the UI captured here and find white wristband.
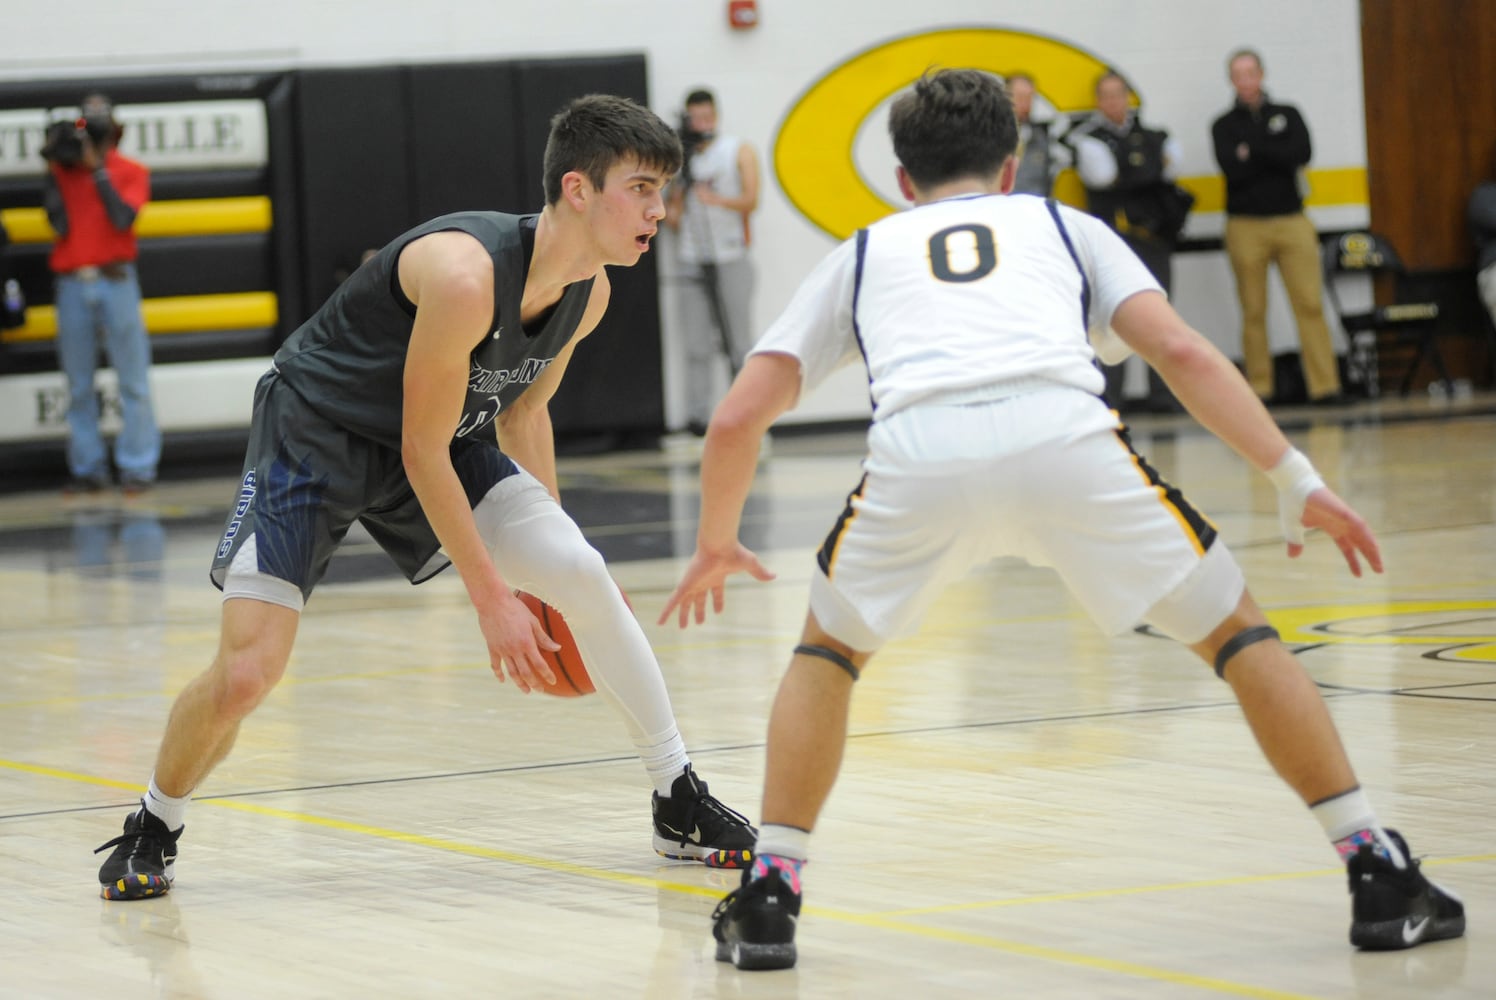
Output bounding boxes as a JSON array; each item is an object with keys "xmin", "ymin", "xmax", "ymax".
[{"xmin": 1266, "ymin": 448, "xmax": 1325, "ymax": 545}]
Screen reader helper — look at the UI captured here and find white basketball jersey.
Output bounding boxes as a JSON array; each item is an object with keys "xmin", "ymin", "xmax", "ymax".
[{"xmin": 751, "ymin": 193, "xmax": 1163, "ymax": 418}]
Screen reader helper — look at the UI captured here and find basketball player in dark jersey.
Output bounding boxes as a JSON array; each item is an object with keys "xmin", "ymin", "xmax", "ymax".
[{"xmin": 95, "ymin": 95, "xmax": 755, "ymax": 901}]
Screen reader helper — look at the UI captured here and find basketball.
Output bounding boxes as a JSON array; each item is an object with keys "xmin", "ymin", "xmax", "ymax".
[{"xmin": 516, "ymin": 591, "xmax": 596, "ymax": 697}]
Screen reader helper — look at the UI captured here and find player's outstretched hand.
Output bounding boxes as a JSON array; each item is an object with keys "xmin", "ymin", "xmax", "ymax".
[
  {"xmin": 1295, "ymin": 487, "xmax": 1383, "ymax": 577},
  {"xmin": 659, "ymin": 543, "xmax": 776, "ymax": 628},
  {"xmin": 476, "ymin": 589, "xmax": 562, "ymax": 692}
]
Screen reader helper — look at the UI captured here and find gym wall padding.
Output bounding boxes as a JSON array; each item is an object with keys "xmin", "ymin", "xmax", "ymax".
[
  {"xmin": 510, "ymin": 54, "xmax": 664, "ymax": 438},
  {"xmin": 292, "ymin": 66, "xmax": 416, "ymax": 307},
  {"xmin": 0, "ymin": 71, "xmax": 292, "ymax": 376},
  {"xmin": 290, "ymin": 54, "xmax": 664, "ymax": 440},
  {"xmin": 405, "ymin": 62, "xmax": 526, "ymax": 221},
  {"xmin": 0, "ymin": 55, "xmax": 666, "ymax": 438}
]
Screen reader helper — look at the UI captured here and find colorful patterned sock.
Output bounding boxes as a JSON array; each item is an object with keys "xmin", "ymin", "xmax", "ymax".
[
  {"xmin": 751, "ymin": 853, "xmax": 804, "ymax": 895},
  {"xmin": 1334, "ymin": 827, "xmax": 1406, "ymax": 868}
]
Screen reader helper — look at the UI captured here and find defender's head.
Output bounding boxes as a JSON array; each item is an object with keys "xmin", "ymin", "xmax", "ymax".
[{"xmin": 888, "ymin": 69, "xmax": 1018, "ymax": 194}]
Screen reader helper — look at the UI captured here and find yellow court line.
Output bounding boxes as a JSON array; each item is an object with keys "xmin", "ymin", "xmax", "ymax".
[
  {"xmin": 7, "ymin": 756, "xmax": 1366, "ymax": 998},
  {"xmin": 807, "ymin": 908, "xmax": 1323, "ymax": 1000},
  {"xmin": 877, "ymin": 854, "xmax": 1489, "ymax": 917},
  {"xmin": 0, "ymin": 758, "xmax": 145, "ymax": 792}
]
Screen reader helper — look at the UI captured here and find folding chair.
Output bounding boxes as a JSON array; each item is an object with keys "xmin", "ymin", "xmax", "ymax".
[{"xmin": 1322, "ymin": 231, "xmax": 1447, "ymax": 397}]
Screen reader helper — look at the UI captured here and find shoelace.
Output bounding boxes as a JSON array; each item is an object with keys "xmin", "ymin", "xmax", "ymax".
[
  {"xmin": 711, "ymin": 886, "xmax": 745, "ymax": 923},
  {"xmin": 94, "ymin": 819, "xmax": 180, "ymax": 861},
  {"xmin": 680, "ymin": 790, "xmax": 753, "ymax": 845}
]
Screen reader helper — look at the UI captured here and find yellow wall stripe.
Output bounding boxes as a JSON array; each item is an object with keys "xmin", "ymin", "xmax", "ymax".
[
  {"xmin": 0, "ymin": 291, "xmax": 278, "ymax": 343},
  {"xmin": 1054, "ymin": 167, "xmax": 1367, "ymax": 215},
  {"xmin": 0, "ymin": 195, "xmax": 272, "ymax": 244}
]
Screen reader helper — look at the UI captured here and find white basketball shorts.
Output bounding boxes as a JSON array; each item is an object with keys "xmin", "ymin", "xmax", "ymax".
[{"xmin": 808, "ymin": 385, "xmax": 1245, "ymax": 651}]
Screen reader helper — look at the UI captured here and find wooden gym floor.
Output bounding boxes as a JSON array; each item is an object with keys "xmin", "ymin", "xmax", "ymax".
[{"xmin": 1, "ymin": 394, "xmax": 1493, "ymax": 999}]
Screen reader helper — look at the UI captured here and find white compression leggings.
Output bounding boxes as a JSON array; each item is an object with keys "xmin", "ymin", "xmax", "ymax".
[{"xmin": 471, "ymin": 469, "xmax": 684, "ymax": 753}]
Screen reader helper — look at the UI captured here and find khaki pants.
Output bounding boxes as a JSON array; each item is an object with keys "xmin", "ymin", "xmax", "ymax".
[{"xmin": 1224, "ymin": 213, "xmax": 1341, "ymax": 400}]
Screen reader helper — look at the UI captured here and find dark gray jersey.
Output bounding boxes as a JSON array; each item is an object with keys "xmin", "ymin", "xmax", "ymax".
[{"xmin": 272, "ymin": 211, "xmax": 595, "ymax": 450}]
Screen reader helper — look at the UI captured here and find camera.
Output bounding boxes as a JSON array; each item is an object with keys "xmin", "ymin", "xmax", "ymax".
[
  {"xmin": 41, "ymin": 120, "xmax": 89, "ymax": 167},
  {"xmin": 677, "ymin": 112, "xmax": 710, "ymax": 148},
  {"xmin": 41, "ymin": 112, "xmax": 115, "ymax": 167},
  {"xmin": 677, "ymin": 112, "xmax": 714, "ymax": 187}
]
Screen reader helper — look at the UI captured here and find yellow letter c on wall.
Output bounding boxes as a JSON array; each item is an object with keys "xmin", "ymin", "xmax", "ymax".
[{"xmin": 774, "ymin": 28, "xmax": 1114, "ymax": 241}]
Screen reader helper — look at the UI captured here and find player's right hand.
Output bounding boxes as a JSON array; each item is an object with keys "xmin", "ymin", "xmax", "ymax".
[
  {"xmin": 476, "ymin": 590, "xmax": 561, "ymax": 692},
  {"xmin": 658, "ymin": 542, "xmax": 776, "ymax": 629}
]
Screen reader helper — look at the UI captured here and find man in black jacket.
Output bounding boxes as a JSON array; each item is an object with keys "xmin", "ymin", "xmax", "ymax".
[
  {"xmin": 1072, "ymin": 71, "xmax": 1186, "ymax": 413},
  {"xmin": 1212, "ymin": 50, "xmax": 1344, "ymax": 405}
]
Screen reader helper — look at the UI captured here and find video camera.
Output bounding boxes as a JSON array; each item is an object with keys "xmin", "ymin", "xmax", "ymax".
[
  {"xmin": 676, "ymin": 112, "xmax": 714, "ymax": 187},
  {"xmin": 41, "ymin": 105, "xmax": 118, "ymax": 168}
]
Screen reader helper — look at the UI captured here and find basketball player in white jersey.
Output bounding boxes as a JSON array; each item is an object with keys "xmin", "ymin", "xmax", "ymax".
[
  {"xmin": 660, "ymin": 69, "xmax": 1463, "ymax": 969},
  {"xmin": 665, "ymin": 88, "xmax": 760, "ymax": 434}
]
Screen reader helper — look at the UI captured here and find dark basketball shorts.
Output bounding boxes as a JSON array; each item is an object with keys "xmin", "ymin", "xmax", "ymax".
[{"xmin": 209, "ymin": 371, "xmax": 517, "ymax": 610}]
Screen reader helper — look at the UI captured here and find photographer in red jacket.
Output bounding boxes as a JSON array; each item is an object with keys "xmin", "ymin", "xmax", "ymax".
[{"xmin": 43, "ymin": 93, "xmax": 159, "ymax": 494}]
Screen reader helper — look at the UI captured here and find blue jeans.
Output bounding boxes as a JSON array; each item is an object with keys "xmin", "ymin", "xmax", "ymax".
[{"xmin": 53, "ymin": 264, "xmax": 160, "ymax": 482}]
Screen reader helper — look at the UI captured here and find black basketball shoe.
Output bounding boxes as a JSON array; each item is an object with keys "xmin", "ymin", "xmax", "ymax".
[
  {"xmin": 1348, "ymin": 829, "xmax": 1464, "ymax": 949},
  {"xmin": 651, "ymin": 764, "xmax": 757, "ymax": 868},
  {"xmin": 96, "ymin": 807, "xmax": 181, "ymax": 901},
  {"xmin": 713, "ymin": 867, "xmax": 801, "ymax": 971}
]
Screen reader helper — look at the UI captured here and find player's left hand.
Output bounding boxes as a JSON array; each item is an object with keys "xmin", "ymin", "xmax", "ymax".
[
  {"xmin": 659, "ymin": 543, "xmax": 775, "ymax": 628},
  {"xmin": 1295, "ymin": 486, "xmax": 1383, "ymax": 577}
]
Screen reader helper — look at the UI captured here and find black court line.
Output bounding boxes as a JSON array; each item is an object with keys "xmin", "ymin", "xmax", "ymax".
[{"xmin": 0, "ymin": 693, "xmax": 1353, "ymax": 823}]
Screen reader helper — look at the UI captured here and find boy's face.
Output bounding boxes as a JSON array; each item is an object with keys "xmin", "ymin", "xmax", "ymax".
[{"xmin": 583, "ymin": 156, "xmax": 670, "ymax": 266}]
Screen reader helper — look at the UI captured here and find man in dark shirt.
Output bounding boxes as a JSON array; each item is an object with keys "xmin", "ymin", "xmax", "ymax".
[
  {"xmin": 1471, "ymin": 180, "xmax": 1496, "ymax": 330},
  {"xmin": 93, "ymin": 94, "xmax": 755, "ymax": 902},
  {"xmin": 1212, "ymin": 49, "xmax": 1344, "ymax": 405}
]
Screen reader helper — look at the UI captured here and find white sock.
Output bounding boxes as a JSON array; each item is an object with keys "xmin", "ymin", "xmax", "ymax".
[
  {"xmin": 756, "ymin": 823, "xmax": 811, "ymax": 862},
  {"xmin": 142, "ymin": 775, "xmax": 189, "ymax": 832},
  {"xmin": 633, "ymin": 728, "xmax": 690, "ymax": 797},
  {"xmin": 1310, "ymin": 786, "xmax": 1406, "ymax": 868}
]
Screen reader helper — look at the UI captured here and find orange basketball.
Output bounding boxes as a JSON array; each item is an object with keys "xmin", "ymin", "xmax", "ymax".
[{"xmin": 516, "ymin": 591, "xmax": 596, "ymax": 697}]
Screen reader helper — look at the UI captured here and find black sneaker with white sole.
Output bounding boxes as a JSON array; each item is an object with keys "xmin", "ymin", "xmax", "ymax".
[
  {"xmin": 651, "ymin": 764, "xmax": 756, "ymax": 868},
  {"xmin": 96, "ymin": 807, "xmax": 181, "ymax": 901},
  {"xmin": 713, "ymin": 868, "xmax": 801, "ymax": 971},
  {"xmin": 1348, "ymin": 828, "xmax": 1464, "ymax": 950}
]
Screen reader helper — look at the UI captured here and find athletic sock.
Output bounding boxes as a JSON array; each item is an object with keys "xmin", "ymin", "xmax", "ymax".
[
  {"xmin": 1310, "ymin": 786, "xmax": 1406, "ymax": 868},
  {"xmin": 142, "ymin": 775, "xmax": 189, "ymax": 832},
  {"xmin": 752, "ymin": 823, "xmax": 810, "ymax": 893},
  {"xmin": 634, "ymin": 728, "xmax": 691, "ymax": 797}
]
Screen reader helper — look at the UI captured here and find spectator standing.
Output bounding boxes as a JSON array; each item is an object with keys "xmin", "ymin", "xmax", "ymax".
[
  {"xmin": 665, "ymin": 89, "xmax": 760, "ymax": 435},
  {"xmin": 1212, "ymin": 50, "xmax": 1345, "ymax": 405},
  {"xmin": 1469, "ymin": 179, "xmax": 1496, "ymax": 331},
  {"xmin": 42, "ymin": 93, "xmax": 160, "ymax": 493},
  {"xmin": 1070, "ymin": 72, "xmax": 1186, "ymax": 413},
  {"xmin": 1006, "ymin": 72, "xmax": 1070, "ymax": 197}
]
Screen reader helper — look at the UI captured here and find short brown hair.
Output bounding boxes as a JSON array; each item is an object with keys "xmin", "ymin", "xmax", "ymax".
[{"xmin": 542, "ymin": 94, "xmax": 682, "ymax": 205}]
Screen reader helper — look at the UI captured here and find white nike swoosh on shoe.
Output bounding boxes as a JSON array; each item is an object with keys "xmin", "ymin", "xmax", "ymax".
[
  {"xmin": 1402, "ymin": 917, "xmax": 1430, "ymax": 945},
  {"xmin": 658, "ymin": 822, "xmax": 704, "ymax": 843}
]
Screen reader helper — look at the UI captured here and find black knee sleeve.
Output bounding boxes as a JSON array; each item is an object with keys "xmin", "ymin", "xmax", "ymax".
[
  {"xmin": 794, "ymin": 643, "xmax": 860, "ymax": 682},
  {"xmin": 1213, "ymin": 625, "xmax": 1280, "ymax": 680}
]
